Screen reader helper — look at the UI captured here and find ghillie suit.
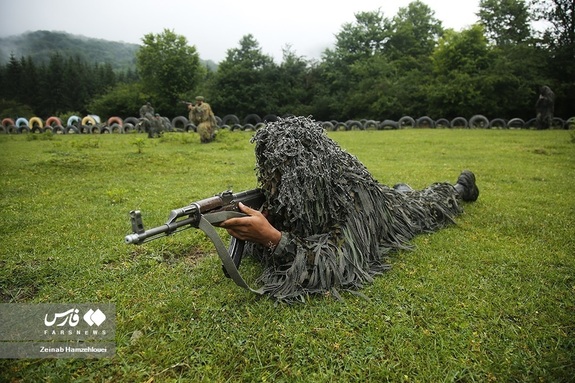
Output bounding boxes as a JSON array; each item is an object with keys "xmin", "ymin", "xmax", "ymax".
[
  {"xmin": 189, "ymin": 97, "xmax": 217, "ymax": 143},
  {"xmin": 536, "ymin": 85, "xmax": 555, "ymax": 130},
  {"xmin": 248, "ymin": 116, "xmax": 478, "ymax": 302}
]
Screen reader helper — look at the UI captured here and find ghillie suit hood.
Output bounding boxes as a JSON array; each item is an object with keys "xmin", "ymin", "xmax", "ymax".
[{"xmin": 250, "ymin": 116, "xmax": 462, "ymax": 302}]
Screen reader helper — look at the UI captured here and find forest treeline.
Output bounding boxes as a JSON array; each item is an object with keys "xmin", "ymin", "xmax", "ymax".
[{"xmin": 0, "ymin": 0, "xmax": 573, "ymax": 123}]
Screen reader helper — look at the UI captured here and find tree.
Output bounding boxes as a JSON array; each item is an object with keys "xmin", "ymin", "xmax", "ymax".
[
  {"xmin": 427, "ymin": 25, "xmax": 493, "ymax": 118},
  {"xmin": 210, "ymin": 34, "xmax": 278, "ymax": 118},
  {"xmin": 136, "ymin": 29, "xmax": 202, "ymax": 116},
  {"xmin": 318, "ymin": 9, "xmax": 392, "ymax": 120},
  {"xmin": 387, "ymin": 0, "xmax": 444, "ymax": 59},
  {"xmin": 479, "ymin": 0, "xmax": 532, "ymax": 45}
]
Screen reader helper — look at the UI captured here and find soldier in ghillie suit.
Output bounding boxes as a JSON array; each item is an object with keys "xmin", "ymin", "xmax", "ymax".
[
  {"xmin": 189, "ymin": 96, "xmax": 217, "ymax": 143},
  {"xmin": 536, "ymin": 85, "xmax": 555, "ymax": 130},
  {"xmin": 220, "ymin": 116, "xmax": 479, "ymax": 303}
]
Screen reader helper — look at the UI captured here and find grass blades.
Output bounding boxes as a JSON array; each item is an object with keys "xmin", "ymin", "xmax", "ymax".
[{"xmin": 0, "ymin": 128, "xmax": 574, "ymax": 382}]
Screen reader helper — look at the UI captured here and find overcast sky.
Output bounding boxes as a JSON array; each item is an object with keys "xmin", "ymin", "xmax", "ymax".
[{"xmin": 0, "ymin": 0, "xmax": 480, "ymax": 63}]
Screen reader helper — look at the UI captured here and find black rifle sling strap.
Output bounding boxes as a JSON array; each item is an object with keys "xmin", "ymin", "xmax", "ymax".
[{"xmin": 198, "ymin": 211, "xmax": 265, "ymax": 295}]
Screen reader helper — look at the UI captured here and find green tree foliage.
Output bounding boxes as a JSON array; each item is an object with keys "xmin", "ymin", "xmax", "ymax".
[
  {"xmin": 479, "ymin": 0, "xmax": 532, "ymax": 45},
  {"xmin": 427, "ymin": 25, "xmax": 493, "ymax": 118},
  {"xmin": 210, "ymin": 34, "xmax": 278, "ymax": 118},
  {"xmin": 136, "ymin": 29, "xmax": 202, "ymax": 116}
]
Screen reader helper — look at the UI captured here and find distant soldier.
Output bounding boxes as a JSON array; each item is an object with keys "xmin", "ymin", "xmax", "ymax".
[
  {"xmin": 189, "ymin": 96, "xmax": 217, "ymax": 143},
  {"xmin": 139, "ymin": 102, "xmax": 155, "ymax": 120},
  {"xmin": 536, "ymin": 86, "xmax": 555, "ymax": 130}
]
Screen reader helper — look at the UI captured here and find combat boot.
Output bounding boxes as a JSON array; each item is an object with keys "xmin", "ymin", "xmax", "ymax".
[{"xmin": 454, "ymin": 170, "xmax": 479, "ymax": 202}]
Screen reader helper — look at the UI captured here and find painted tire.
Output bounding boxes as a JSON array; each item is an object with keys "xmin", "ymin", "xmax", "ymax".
[
  {"xmin": 15, "ymin": 117, "xmax": 29, "ymax": 127},
  {"xmin": 67, "ymin": 115, "xmax": 81, "ymax": 127},
  {"xmin": 107, "ymin": 116, "xmax": 123, "ymax": 127},
  {"xmin": 29, "ymin": 117, "xmax": 43, "ymax": 128},
  {"xmin": 45, "ymin": 116, "xmax": 63, "ymax": 127},
  {"xmin": 82, "ymin": 116, "xmax": 97, "ymax": 126},
  {"xmin": 2, "ymin": 118, "xmax": 15, "ymax": 128}
]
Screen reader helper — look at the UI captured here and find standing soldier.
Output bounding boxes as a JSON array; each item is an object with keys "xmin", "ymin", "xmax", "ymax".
[{"xmin": 188, "ymin": 96, "xmax": 217, "ymax": 143}]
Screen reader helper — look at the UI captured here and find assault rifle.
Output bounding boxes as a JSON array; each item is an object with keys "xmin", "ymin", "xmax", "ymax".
[{"xmin": 125, "ymin": 189, "xmax": 266, "ymax": 293}]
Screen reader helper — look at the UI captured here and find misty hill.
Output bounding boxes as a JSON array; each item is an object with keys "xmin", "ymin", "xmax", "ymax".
[
  {"xmin": 0, "ymin": 30, "xmax": 217, "ymax": 72},
  {"xmin": 0, "ymin": 30, "xmax": 140, "ymax": 71}
]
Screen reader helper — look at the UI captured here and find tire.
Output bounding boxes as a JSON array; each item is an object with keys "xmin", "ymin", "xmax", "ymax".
[
  {"xmin": 551, "ymin": 117, "xmax": 565, "ymax": 129},
  {"xmin": 469, "ymin": 114, "xmax": 489, "ymax": 129},
  {"xmin": 185, "ymin": 124, "xmax": 197, "ymax": 133},
  {"xmin": 78, "ymin": 125, "xmax": 90, "ymax": 134},
  {"xmin": 45, "ymin": 116, "xmax": 62, "ymax": 128},
  {"xmin": 109, "ymin": 123, "xmax": 123, "ymax": 133},
  {"xmin": 334, "ymin": 122, "xmax": 348, "ymax": 131},
  {"xmin": 434, "ymin": 118, "xmax": 450, "ymax": 128},
  {"xmin": 254, "ymin": 122, "xmax": 266, "ymax": 130},
  {"xmin": 43, "ymin": 126, "xmax": 53, "ymax": 133},
  {"xmin": 124, "ymin": 117, "xmax": 139, "ymax": 126},
  {"xmin": 222, "ymin": 114, "xmax": 240, "ymax": 126},
  {"xmin": 566, "ymin": 117, "xmax": 575, "ymax": 130},
  {"xmin": 346, "ymin": 120, "xmax": 363, "ymax": 130},
  {"xmin": 67, "ymin": 115, "xmax": 81, "ymax": 127},
  {"xmin": 398, "ymin": 116, "xmax": 415, "ymax": 129},
  {"xmin": 29, "ymin": 117, "xmax": 43, "ymax": 129},
  {"xmin": 17, "ymin": 126, "xmax": 30, "ymax": 134},
  {"xmin": 15, "ymin": 117, "xmax": 29, "ymax": 127},
  {"xmin": 242, "ymin": 123, "xmax": 255, "ymax": 131},
  {"xmin": 31, "ymin": 126, "xmax": 43, "ymax": 133},
  {"xmin": 107, "ymin": 116, "xmax": 123, "ymax": 127},
  {"xmin": 489, "ymin": 118, "xmax": 507, "ymax": 129},
  {"xmin": 321, "ymin": 121, "xmax": 335, "ymax": 131},
  {"xmin": 66, "ymin": 126, "xmax": 79, "ymax": 134},
  {"xmin": 82, "ymin": 116, "xmax": 96, "ymax": 126},
  {"xmin": 2, "ymin": 118, "xmax": 15, "ymax": 128},
  {"xmin": 416, "ymin": 116, "xmax": 435, "ymax": 128},
  {"xmin": 450, "ymin": 117, "xmax": 468, "ymax": 128},
  {"xmin": 7, "ymin": 125, "xmax": 18, "ymax": 134},
  {"xmin": 230, "ymin": 124, "xmax": 242, "ymax": 131},
  {"xmin": 243, "ymin": 114, "xmax": 261, "ymax": 125},
  {"xmin": 52, "ymin": 125, "xmax": 65, "ymax": 134},
  {"xmin": 89, "ymin": 125, "xmax": 101, "ymax": 134},
  {"xmin": 123, "ymin": 123, "xmax": 136, "ymax": 133},
  {"xmin": 380, "ymin": 120, "xmax": 398, "ymax": 130},
  {"xmin": 507, "ymin": 118, "xmax": 525, "ymax": 129},
  {"xmin": 363, "ymin": 120, "xmax": 379, "ymax": 130},
  {"xmin": 263, "ymin": 114, "xmax": 278, "ymax": 122},
  {"xmin": 524, "ymin": 118, "xmax": 537, "ymax": 129},
  {"xmin": 171, "ymin": 116, "xmax": 188, "ymax": 130}
]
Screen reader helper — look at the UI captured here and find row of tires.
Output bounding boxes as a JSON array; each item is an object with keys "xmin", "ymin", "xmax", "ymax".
[{"xmin": 2, "ymin": 114, "xmax": 574, "ymax": 134}]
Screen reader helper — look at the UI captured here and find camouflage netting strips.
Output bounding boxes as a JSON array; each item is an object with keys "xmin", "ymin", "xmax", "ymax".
[{"xmin": 248, "ymin": 116, "xmax": 463, "ymax": 303}]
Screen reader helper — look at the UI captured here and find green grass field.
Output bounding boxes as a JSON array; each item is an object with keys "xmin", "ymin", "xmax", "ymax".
[{"xmin": 1, "ymin": 128, "xmax": 574, "ymax": 382}]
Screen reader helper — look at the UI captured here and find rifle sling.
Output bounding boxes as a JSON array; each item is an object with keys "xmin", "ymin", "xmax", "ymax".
[{"xmin": 199, "ymin": 212, "xmax": 265, "ymax": 295}]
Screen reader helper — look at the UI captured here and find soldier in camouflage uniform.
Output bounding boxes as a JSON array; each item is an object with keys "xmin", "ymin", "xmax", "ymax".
[
  {"xmin": 188, "ymin": 96, "xmax": 217, "ymax": 143},
  {"xmin": 220, "ymin": 116, "xmax": 479, "ymax": 303}
]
